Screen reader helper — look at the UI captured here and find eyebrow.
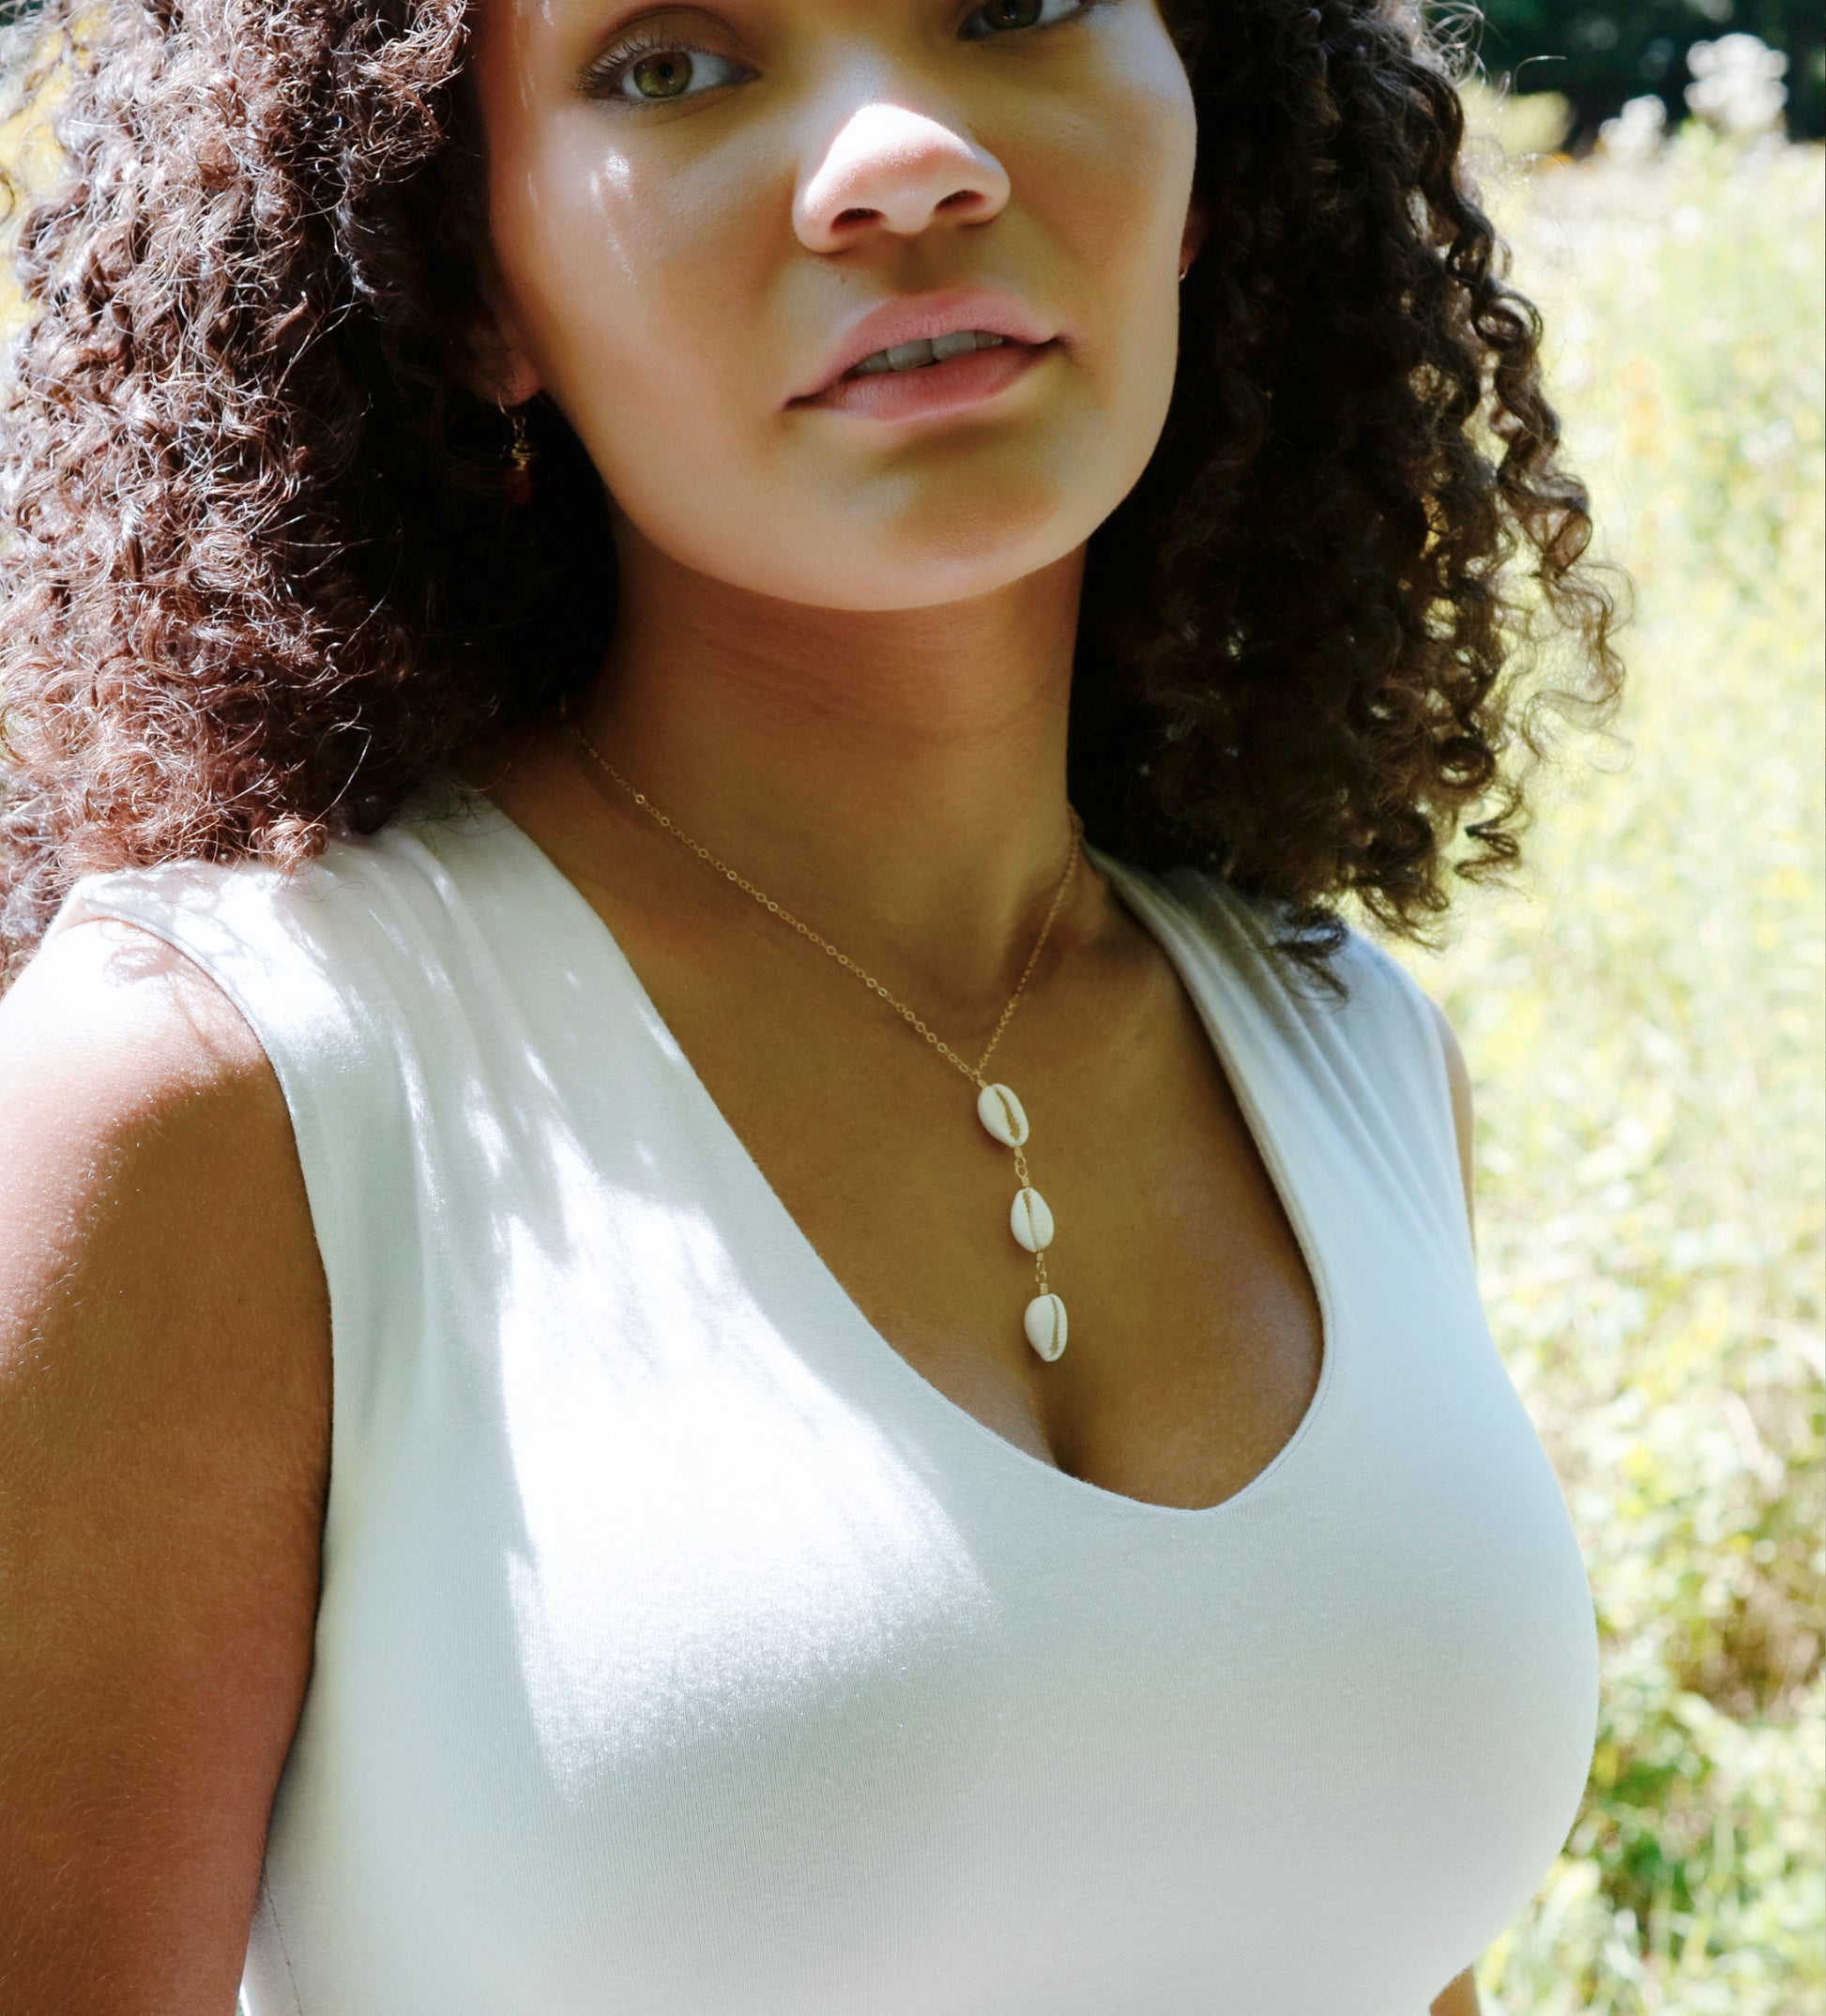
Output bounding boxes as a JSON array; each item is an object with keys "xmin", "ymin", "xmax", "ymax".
[{"xmin": 558, "ymin": 0, "xmax": 738, "ymax": 33}]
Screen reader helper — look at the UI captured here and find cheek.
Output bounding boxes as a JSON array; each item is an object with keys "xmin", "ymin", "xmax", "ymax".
[
  {"xmin": 1022, "ymin": 55, "xmax": 1197, "ymax": 394},
  {"xmin": 494, "ymin": 122, "xmax": 784, "ymax": 489},
  {"xmin": 981, "ymin": 70, "xmax": 1193, "ymax": 555},
  {"xmin": 490, "ymin": 132, "xmax": 861, "ymax": 597}
]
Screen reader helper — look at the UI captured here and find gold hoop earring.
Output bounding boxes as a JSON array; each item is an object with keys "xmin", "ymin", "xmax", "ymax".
[{"xmin": 499, "ymin": 397, "xmax": 535, "ymax": 503}]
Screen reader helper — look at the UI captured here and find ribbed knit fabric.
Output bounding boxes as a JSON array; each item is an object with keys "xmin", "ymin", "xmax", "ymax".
[{"xmin": 52, "ymin": 789, "xmax": 1598, "ymax": 2016}]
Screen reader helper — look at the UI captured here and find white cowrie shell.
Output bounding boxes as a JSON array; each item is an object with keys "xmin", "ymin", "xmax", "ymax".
[
  {"xmin": 1010, "ymin": 1186, "xmax": 1055, "ymax": 1254},
  {"xmin": 1024, "ymin": 1292, "xmax": 1069, "ymax": 1362},
  {"xmin": 977, "ymin": 1082, "xmax": 1030, "ymax": 1148}
]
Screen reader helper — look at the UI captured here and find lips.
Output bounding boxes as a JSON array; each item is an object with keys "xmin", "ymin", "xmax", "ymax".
[
  {"xmin": 786, "ymin": 288, "xmax": 1058, "ymax": 407},
  {"xmin": 806, "ymin": 337, "xmax": 1054, "ymax": 420}
]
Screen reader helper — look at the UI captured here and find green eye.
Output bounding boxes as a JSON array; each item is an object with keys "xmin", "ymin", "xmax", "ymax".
[
  {"xmin": 592, "ymin": 42, "xmax": 750, "ymax": 104},
  {"xmin": 627, "ymin": 51, "xmax": 695, "ymax": 99},
  {"xmin": 962, "ymin": 0, "xmax": 1086, "ymax": 38}
]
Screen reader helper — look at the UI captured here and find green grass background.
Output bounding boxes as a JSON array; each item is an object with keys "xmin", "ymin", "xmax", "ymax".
[{"xmin": 1388, "ymin": 115, "xmax": 1824, "ymax": 2012}]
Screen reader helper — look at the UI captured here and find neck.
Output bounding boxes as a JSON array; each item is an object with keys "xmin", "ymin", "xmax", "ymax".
[{"xmin": 571, "ymin": 525, "xmax": 1088, "ymax": 999}]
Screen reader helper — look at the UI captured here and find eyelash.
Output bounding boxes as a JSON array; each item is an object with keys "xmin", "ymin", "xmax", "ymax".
[
  {"xmin": 959, "ymin": 0, "xmax": 1096, "ymax": 45},
  {"xmin": 581, "ymin": 27, "xmax": 753, "ymax": 103},
  {"xmin": 582, "ymin": 0, "xmax": 1099, "ymax": 108}
]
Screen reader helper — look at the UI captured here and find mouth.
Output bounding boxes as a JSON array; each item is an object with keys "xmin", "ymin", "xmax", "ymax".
[
  {"xmin": 799, "ymin": 336, "xmax": 1058, "ymax": 420},
  {"xmin": 785, "ymin": 290, "xmax": 1061, "ymax": 419},
  {"xmin": 844, "ymin": 328, "xmax": 1021, "ymax": 377}
]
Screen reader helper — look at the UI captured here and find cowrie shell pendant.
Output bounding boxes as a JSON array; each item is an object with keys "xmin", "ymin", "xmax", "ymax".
[
  {"xmin": 977, "ymin": 1082, "xmax": 1029, "ymax": 1148},
  {"xmin": 1025, "ymin": 1293, "xmax": 1069, "ymax": 1362},
  {"xmin": 560, "ymin": 726, "xmax": 1088, "ymax": 1375},
  {"xmin": 1011, "ymin": 1186, "xmax": 1054, "ymax": 1254},
  {"xmin": 976, "ymin": 1082, "xmax": 1067, "ymax": 1361}
]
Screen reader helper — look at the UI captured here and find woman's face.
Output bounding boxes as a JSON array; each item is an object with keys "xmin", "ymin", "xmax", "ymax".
[{"xmin": 472, "ymin": 0, "xmax": 1199, "ymax": 611}]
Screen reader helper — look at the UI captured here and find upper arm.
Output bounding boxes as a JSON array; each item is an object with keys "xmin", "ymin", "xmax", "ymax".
[
  {"xmin": 0, "ymin": 921, "xmax": 331, "ymax": 2012},
  {"xmin": 1423, "ymin": 993, "xmax": 1476, "ymax": 1248},
  {"xmin": 1431, "ymin": 1966, "xmax": 1483, "ymax": 2015}
]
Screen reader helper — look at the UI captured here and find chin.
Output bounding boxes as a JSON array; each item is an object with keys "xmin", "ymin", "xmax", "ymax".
[
  {"xmin": 749, "ymin": 530, "xmax": 1077, "ymax": 613},
  {"xmin": 772, "ymin": 479, "xmax": 1106, "ymax": 613}
]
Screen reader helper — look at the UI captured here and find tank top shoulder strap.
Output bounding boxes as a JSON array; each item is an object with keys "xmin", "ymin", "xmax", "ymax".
[
  {"xmin": 43, "ymin": 793, "xmax": 515, "ymax": 1444},
  {"xmin": 1095, "ymin": 852, "xmax": 1472, "ymax": 1264}
]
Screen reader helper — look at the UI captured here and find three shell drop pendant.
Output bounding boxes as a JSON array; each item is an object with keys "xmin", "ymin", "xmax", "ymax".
[
  {"xmin": 977, "ymin": 1082, "xmax": 1068, "ymax": 1362},
  {"xmin": 562, "ymin": 709, "xmax": 1088, "ymax": 1373}
]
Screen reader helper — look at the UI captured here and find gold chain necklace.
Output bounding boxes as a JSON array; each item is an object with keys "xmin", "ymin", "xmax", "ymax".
[{"xmin": 565, "ymin": 706, "xmax": 1083, "ymax": 1363}]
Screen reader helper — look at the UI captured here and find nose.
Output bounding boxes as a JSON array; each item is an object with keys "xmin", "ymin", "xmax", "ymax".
[{"xmin": 796, "ymin": 103, "xmax": 1011, "ymax": 253}]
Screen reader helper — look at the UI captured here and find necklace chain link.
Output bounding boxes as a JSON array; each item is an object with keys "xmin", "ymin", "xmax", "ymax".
[{"xmin": 565, "ymin": 709, "xmax": 1083, "ymax": 1088}]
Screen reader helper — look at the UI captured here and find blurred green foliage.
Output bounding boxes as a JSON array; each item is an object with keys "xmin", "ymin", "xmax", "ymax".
[
  {"xmin": 1387, "ymin": 122, "xmax": 1824, "ymax": 2011},
  {"xmin": 1445, "ymin": 0, "xmax": 1826, "ymax": 144}
]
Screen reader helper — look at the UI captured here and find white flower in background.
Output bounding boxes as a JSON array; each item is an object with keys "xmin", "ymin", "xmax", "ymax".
[
  {"xmin": 1684, "ymin": 33, "xmax": 1789, "ymax": 138},
  {"xmin": 1601, "ymin": 94, "xmax": 1669, "ymax": 162}
]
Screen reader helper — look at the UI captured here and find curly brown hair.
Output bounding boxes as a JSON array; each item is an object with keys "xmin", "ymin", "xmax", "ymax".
[{"xmin": 0, "ymin": 0, "xmax": 1623, "ymax": 977}]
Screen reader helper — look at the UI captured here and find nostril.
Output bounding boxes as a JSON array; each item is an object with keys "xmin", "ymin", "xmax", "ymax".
[
  {"xmin": 834, "ymin": 206, "xmax": 879, "ymax": 229},
  {"xmin": 936, "ymin": 190, "xmax": 983, "ymax": 212}
]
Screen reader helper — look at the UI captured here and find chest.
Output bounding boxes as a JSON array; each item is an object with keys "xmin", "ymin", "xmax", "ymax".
[
  {"xmin": 585, "ymin": 891, "xmax": 1325, "ymax": 1511},
  {"xmin": 258, "ymin": 1120, "xmax": 1597, "ymax": 2016},
  {"xmin": 245, "ymin": 836, "xmax": 1599, "ymax": 2015}
]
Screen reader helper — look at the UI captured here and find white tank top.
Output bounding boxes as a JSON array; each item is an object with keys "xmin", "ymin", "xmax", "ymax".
[{"xmin": 53, "ymin": 789, "xmax": 1597, "ymax": 2016}]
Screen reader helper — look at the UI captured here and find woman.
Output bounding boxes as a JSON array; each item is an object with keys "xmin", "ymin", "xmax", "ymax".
[{"xmin": 0, "ymin": 0, "xmax": 1621, "ymax": 2006}]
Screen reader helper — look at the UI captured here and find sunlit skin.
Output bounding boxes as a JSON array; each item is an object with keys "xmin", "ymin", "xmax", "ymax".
[
  {"xmin": 465, "ymin": 4, "xmax": 1476, "ymax": 2004},
  {"xmin": 472, "ymin": 0, "xmax": 1196, "ymax": 607},
  {"xmin": 465, "ymin": 0, "xmax": 1209, "ymax": 1113}
]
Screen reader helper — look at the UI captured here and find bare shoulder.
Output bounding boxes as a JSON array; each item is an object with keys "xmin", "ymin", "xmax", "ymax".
[
  {"xmin": 0, "ymin": 920, "xmax": 330, "ymax": 2009},
  {"xmin": 5, "ymin": 914, "xmax": 288, "ymax": 1149}
]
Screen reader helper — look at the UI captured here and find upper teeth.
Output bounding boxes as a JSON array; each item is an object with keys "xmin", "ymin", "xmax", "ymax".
[{"xmin": 849, "ymin": 330, "xmax": 1011, "ymax": 376}]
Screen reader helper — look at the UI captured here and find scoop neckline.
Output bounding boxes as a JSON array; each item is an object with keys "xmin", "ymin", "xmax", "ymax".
[{"xmin": 434, "ymin": 791, "xmax": 1341, "ymax": 1524}]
